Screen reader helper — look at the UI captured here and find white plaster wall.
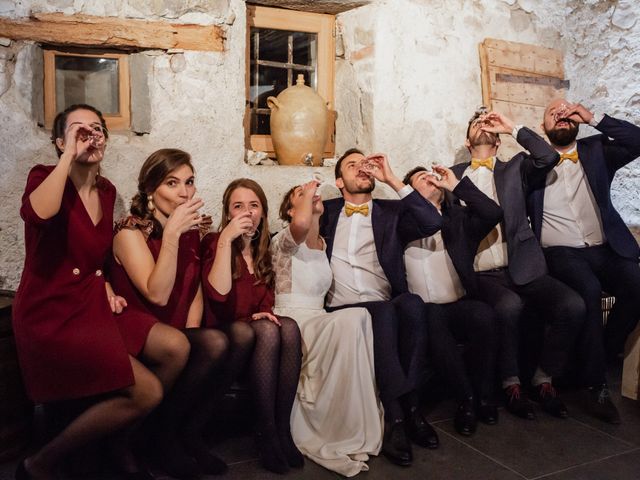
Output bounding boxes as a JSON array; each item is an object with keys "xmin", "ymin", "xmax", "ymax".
[{"xmin": 1, "ymin": 0, "xmax": 639, "ymax": 290}]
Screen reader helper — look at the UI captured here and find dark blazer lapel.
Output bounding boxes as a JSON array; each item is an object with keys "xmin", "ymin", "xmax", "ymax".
[
  {"xmin": 371, "ymin": 200, "xmax": 386, "ymax": 262},
  {"xmin": 324, "ymin": 199, "xmax": 344, "ymax": 261},
  {"xmin": 577, "ymin": 141, "xmax": 607, "ymax": 210}
]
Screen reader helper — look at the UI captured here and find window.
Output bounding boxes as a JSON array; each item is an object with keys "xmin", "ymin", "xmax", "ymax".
[
  {"xmin": 246, "ymin": 5, "xmax": 335, "ymax": 158},
  {"xmin": 44, "ymin": 49, "xmax": 131, "ymax": 131}
]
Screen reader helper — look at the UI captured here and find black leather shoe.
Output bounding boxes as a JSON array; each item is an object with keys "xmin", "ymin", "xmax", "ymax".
[
  {"xmin": 478, "ymin": 401, "xmax": 499, "ymax": 425},
  {"xmin": 585, "ymin": 385, "xmax": 620, "ymax": 424},
  {"xmin": 382, "ymin": 420, "xmax": 412, "ymax": 466},
  {"xmin": 530, "ymin": 383, "xmax": 568, "ymax": 419},
  {"xmin": 406, "ymin": 409, "xmax": 439, "ymax": 449},
  {"xmin": 454, "ymin": 397, "xmax": 477, "ymax": 436},
  {"xmin": 503, "ymin": 384, "xmax": 535, "ymax": 420}
]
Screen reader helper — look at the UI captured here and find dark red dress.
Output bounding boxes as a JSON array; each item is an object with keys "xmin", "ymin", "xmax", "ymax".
[
  {"xmin": 12, "ymin": 165, "xmax": 134, "ymax": 403},
  {"xmin": 109, "ymin": 217, "xmax": 202, "ymax": 355},
  {"xmin": 201, "ymin": 232, "xmax": 274, "ymax": 327}
]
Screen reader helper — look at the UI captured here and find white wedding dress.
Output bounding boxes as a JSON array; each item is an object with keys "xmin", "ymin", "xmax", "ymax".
[{"xmin": 271, "ymin": 226, "xmax": 383, "ymax": 477}]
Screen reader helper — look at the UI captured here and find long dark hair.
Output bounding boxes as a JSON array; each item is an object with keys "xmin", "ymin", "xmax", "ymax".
[
  {"xmin": 130, "ymin": 148, "xmax": 194, "ymax": 238},
  {"xmin": 51, "ymin": 104, "xmax": 109, "ymax": 158},
  {"xmin": 219, "ymin": 178, "xmax": 274, "ymax": 287}
]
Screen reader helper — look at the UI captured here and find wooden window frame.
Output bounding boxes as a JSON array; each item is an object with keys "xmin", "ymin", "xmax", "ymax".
[
  {"xmin": 43, "ymin": 49, "xmax": 131, "ymax": 131},
  {"xmin": 246, "ymin": 5, "xmax": 335, "ymax": 158}
]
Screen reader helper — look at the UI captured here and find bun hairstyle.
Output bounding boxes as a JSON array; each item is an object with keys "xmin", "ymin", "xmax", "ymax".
[
  {"xmin": 51, "ymin": 104, "xmax": 109, "ymax": 158},
  {"xmin": 130, "ymin": 148, "xmax": 194, "ymax": 238},
  {"xmin": 278, "ymin": 185, "xmax": 299, "ymax": 224},
  {"xmin": 219, "ymin": 178, "xmax": 274, "ymax": 288}
]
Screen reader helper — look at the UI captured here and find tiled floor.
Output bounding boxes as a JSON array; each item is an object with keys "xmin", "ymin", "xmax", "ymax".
[{"xmin": 2, "ymin": 369, "xmax": 639, "ymax": 480}]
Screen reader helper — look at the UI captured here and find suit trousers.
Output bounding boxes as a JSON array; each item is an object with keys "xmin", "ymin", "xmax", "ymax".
[
  {"xmin": 424, "ymin": 298, "xmax": 497, "ymax": 402},
  {"xmin": 476, "ymin": 269, "xmax": 585, "ymax": 382},
  {"xmin": 544, "ymin": 244, "xmax": 640, "ymax": 386},
  {"xmin": 327, "ymin": 293, "xmax": 427, "ymax": 417}
]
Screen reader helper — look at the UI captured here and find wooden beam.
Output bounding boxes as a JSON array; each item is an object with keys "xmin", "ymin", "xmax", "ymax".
[{"xmin": 0, "ymin": 13, "xmax": 224, "ymax": 51}]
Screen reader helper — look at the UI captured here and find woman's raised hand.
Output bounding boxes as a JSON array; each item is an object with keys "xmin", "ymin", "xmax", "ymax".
[
  {"xmin": 164, "ymin": 198, "xmax": 204, "ymax": 237},
  {"xmin": 222, "ymin": 211, "xmax": 254, "ymax": 241}
]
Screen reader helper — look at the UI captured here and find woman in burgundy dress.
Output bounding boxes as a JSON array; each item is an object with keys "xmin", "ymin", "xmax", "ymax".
[
  {"xmin": 110, "ymin": 148, "xmax": 228, "ymax": 478},
  {"xmin": 201, "ymin": 178, "xmax": 303, "ymax": 474},
  {"xmin": 12, "ymin": 104, "xmax": 163, "ymax": 480}
]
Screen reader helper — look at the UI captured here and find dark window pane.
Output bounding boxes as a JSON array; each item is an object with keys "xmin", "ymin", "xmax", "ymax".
[
  {"xmin": 254, "ymin": 28, "xmax": 289, "ymax": 63},
  {"xmin": 253, "ymin": 112, "xmax": 271, "ymax": 135},
  {"xmin": 292, "ymin": 32, "xmax": 317, "ymax": 66},
  {"xmin": 254, "ymin": 66, "xmax": 288, "ymax": 109},
  {"xmin": 55, "ymin": 56, "xmax": 119, "ymax": 114}
]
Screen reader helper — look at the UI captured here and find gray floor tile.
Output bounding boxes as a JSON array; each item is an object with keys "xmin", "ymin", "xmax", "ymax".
[
  {"xmin": 561, "ymin": 387, "xmax": 640, "ymax": 447},
  {"xmin": 356, "ymin": 432, "xmax": 524, "ymax": 480},
  {"xmin": 433, "ymin": 409, "xmax": 636, "ymax": 479},
  {"xmin": 537, "ymin": 448, "xmax": 640, "ymax": 480},
  {"xmin": 223, "ymin": 458, "xmax": 339, "ymax": 479}
]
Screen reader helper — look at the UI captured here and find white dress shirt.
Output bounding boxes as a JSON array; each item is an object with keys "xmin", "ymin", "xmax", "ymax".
[
  {"xmin": 461, "ymin": 160, "xmax": 509, "ymax": 271},
  {"xmin": 540, "ymin": 145, "xmax": 605, "ymax": 248},
  {"xmin": 405, "ymin": 230, "xmax": 466, "ymax": 304},
  {"xmin": 326, "ymin": 185, "xmax": 414, "ymax": 307}
]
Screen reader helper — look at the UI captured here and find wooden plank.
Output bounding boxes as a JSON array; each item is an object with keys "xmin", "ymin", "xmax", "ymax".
[
  {"xmin": 0, "ymin": 13, "xmax": 224, "ymax": 51},
  {"xmin": 489, "ymin": 67, "xmax": 567, "ymax": 107},
  {"xmin": 483, "ymin": 38, "xmax": 563, "ymax": 78},
  {"xmin": 478, "ymin": 42, "xmax": 491, "ymax": 108},
  {"xmin": 491, "ymin": 100, "xmax": 547, "ymax": 161}
]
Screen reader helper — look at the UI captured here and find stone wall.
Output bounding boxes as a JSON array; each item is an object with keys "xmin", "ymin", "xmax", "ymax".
[{"xmin": 0, "ymin": 0, "xmax": 638, "ymax": 290}]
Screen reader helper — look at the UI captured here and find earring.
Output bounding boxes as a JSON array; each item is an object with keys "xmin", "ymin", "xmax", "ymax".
[{"xmin": 147, "ymin": 194, "xmax": 155, "ymax": 212}]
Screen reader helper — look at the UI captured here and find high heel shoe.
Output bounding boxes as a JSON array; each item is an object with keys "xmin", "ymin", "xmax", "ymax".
[{"xmin": 255, "ymin": 431, "xmax": 289, "ymax": 474}]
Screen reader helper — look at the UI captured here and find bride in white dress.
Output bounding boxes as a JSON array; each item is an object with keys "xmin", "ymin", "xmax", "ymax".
[{"xmin": 271, "ymin": 180, "xmax": 383, "ymax": 477}]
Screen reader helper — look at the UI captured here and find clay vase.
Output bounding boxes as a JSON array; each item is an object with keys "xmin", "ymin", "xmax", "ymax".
[{"xmin": 267, "ymin": 74, "xmax": 328, "ymax": 167}]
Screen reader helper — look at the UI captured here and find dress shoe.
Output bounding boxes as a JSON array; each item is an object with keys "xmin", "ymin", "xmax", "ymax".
[
  {"xmin": 477, "ymin": 401, "xmax": 499, "ymax": 425},
  {"xmin": 530, "ymin": 382, "xmax": 568, "ymax": 419},
  {"xmin": 406, "ymin": 408, "xmax": 439, "ymax": 449},
  {"xmin": 382, "ymin": 419, "xmax": 412, "ymax": 466},
  {"xmin": 454, "ymin": 397, "xmax": 477, "ymax": 436},
  {"xmin": 585, "ymin": 385, "xmax": 620, "ymax": 424},
  {"xmin": 503, "ymin": 384, "xmax": 535, "ymax": 420}
]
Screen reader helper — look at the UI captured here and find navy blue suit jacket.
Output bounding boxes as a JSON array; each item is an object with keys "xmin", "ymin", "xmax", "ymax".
[
  {"xmin": 452, "ymin": 127, "xmax": 560, "ymax": 285},
  {"xmin": 319, "ymin": 189, "xmax": 443, "ymax": 298},
  {"xmin": 527, "ymin": 115, "xmax": 640, "ymax": 261},
  {"xmin": 440, "ymin": 177, "xmax": 503, "ymax": 298}
]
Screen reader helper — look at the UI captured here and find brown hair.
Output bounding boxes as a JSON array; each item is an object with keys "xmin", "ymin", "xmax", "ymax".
[
  {"xmin": 51, "ymin": 104, "xmax": 109, "ymax": 158},
  {"xmin": 219, "ymin": 178, "xmax": 274, "ymax": 287},
  {"xmin": 402, "ymin": 166, "xmax": 428, "ymax": 187},
  {"xmin": 130, "ymin": 148, "xmax": 194, "ymax": 238},
  {"xmin": 334, "ymin": 147, "xmax": 365, "ymax": 180},
  {"xmin": 278, "ymin": 185, "xmax": 299, "ymax": 224}
]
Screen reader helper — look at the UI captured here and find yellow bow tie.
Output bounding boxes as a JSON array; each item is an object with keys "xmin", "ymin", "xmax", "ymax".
[
  {"xmin": 345, "ymin": 203, "xmax": 369, "ymax": 217},
  {"xmin": 470, "ymin": 157, "xmax": 494, "ymax": 171},
  {"xmin": 558, "ymin": 151, "xmax": 579, "ymax": 164}
]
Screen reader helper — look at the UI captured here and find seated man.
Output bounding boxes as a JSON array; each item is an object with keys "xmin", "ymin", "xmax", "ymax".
[
  {"xmin": 527, "ymin": 99, "xmax": 640, "ymax": 423},
  {"xmin": 320, "ymin": 149, "xmax": 442, "ymax": 467},
  {"xmin": 451, "ymin": 109, "xmax": 585, "ymax": 420},
  {"xmin": 402, "ymin": 164, "xmax": 501, "ymax": 436}
]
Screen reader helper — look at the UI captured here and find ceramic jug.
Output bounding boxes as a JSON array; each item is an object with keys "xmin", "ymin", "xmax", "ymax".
[{"xmin": 267, "ymin": 74, "xmax": 328, "ymax": 166}]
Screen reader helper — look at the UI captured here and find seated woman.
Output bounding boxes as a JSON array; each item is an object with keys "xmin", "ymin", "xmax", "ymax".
[
  {"xmin": 110, "ymin": 148, "xmax": 229, "ymax": 478},
  {"xmin": 13, "ymin": 104, "xmax": 163, "ymax": 480},
  {"xmin": 201, "ymin": 178, "xmax": 303, "ymax": 474},
  {"xmin": 273, "ymin": 180, "xmax": 383, "ymax": 477}
]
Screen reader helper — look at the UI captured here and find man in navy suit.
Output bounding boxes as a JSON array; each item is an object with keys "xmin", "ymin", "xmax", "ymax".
[
  {"xmin": 402, "ymin": 164, "xmax": 501, "ymax": 436},
  {"xmin": 320, "ymin": 149, "xmax": 442, "ymax": 466},
  {"xmin": 451, "ymin": 109, "xmax": 585, "ymax": 421},
  {"xmin": 527, "ymin": 99, "xmax": 640, "ymax": 423}
]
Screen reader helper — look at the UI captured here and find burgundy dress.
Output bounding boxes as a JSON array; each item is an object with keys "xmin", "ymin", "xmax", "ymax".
[
  {"xmin": 12, "ymin": 165, "xmax": 134, "ymax": 403},
  {"xmin": 109, "ymin": 217, "xmax": 202, "ymax": 355},
  {"xmin": 201, "ymin": 232, "xmax": 274, "ymax": 328}
]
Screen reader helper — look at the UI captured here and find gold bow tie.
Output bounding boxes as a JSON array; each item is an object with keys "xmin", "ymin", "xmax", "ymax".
[
  {"xmin": 345, "ymin": 203, "xmax": 369, "ymax": 217},
  {"xmin": 558, "ymin": 151, "xmax": 579, "ymax": 164},
  {"xmin": 470, "ymin": 157, "xmax": 494, "ymax": 171}
]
